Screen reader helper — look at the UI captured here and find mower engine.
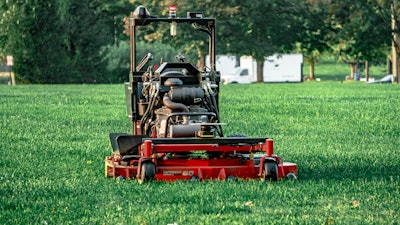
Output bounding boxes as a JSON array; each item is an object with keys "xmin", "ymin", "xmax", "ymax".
[{"xmin": 138, "ymin": 62, "xmax": 222, "ymax": 139}]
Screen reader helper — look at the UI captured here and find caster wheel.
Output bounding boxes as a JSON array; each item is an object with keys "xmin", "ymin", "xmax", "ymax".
[
  {"xmin": 285, "ymin": 173, "xmax": 297, "ymax": 181},
  {"xmin": 262, "ymin": 162, "xmax": 278, "ymax": 181},
  {"xmin": 138, "ymin": 162, "xmax": 156, "ymax": 184},
  {"xmin": 226, "ymin": 176, "xmax": 237, "ymax": 182},
  {"xmin": 190, "ymin": 176, "xmax": 200, "ymax": 182}
]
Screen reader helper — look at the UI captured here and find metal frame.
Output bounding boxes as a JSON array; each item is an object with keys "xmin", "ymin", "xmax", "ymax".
[
  {"xmin": 126, "ymin": 12, "xmax": 218, "ymax": 133},
  {"xmin": 129, "ymin": 17, "xmax": 216, "ymax": 73}
]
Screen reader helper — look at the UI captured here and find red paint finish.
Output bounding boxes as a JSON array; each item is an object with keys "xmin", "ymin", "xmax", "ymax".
[{"xmin": 105, "ymin": 139, "xmax": 298, "ymax": 181}]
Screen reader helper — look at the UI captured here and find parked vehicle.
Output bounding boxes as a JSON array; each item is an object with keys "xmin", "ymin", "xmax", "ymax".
[
  {"xmin": 220, "ymin": 68, "xmax": 251, "ymax": 84},
  {"xmin": 210, "ymin": 54, "xmax": 303, "ymax": 84}
]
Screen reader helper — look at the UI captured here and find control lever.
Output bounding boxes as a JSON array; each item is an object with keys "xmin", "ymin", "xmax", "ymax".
[{"xmin": 136, "ymin": 53, "xmax": 153, "ymax": 71}]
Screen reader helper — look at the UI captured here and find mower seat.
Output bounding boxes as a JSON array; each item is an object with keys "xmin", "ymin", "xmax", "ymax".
[{"xmin": 155, "ymin": 62, "xmax": 201, "ymax": 86}]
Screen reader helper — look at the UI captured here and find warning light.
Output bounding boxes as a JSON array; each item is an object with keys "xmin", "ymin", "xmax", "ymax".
[{"xmin": 169, "ymin": 5, "xmax": 177, "ymax": 18}]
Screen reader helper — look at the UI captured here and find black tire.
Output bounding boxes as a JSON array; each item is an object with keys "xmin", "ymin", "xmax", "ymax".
[
  {"xmin": 190, "ymin": 176, "xmax": 200, "ymax": 182},
  {"xmin": 226, "ymin": 175, "xmax": 237, "ymax": 182},
  {"xmin": 285, "ymin": 173, "xmax": 297, "ymax": 181},
  {"xmin": 262, "ymin": 162, "xmax": 278, "ymax": 181},
  {"xmin": 139, "ymin": 162, "xmax": 156, "ymax": 183}
]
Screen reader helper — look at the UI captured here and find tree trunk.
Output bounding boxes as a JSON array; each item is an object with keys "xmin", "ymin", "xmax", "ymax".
[
  {"xmin": 309, "ymin": 63, "xmax": 315, "ymax": 81},
  {"xmin": 235, "ymin": 55, "xmax": 240, "ymax": 67},
  {"xmin": 257, "ymin": 60, "xmax": 264, "ymax": 83},
  {"xmin": 350, "ymin": 63, "xmax": 357, "ymax": 79},
  {"xmin": 365, "ymin": 60, "xmax": 369, "ymax": 81},
  {"xmin": 387, "ymin": 58, "xmax": 392, "ymax": 75},
  {"xmin": 393, "ymin": 0, "xmax": 399, "ymax": 83}
]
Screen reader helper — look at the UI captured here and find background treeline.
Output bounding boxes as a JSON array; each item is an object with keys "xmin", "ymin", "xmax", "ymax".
[{"xmin": 0, "ymin": 0, "xmax": 395, "ymax": 83}]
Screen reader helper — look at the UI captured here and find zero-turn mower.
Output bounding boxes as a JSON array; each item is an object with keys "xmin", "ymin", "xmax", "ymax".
[{"xmin": 105, "ymin": 6, "xmax": 298, "ymax": 183}]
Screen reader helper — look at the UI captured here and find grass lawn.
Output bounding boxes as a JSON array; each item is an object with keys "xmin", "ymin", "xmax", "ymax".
[{"xmin": 1, "ymin": 82, "xmax": 399, "ymax": 224}]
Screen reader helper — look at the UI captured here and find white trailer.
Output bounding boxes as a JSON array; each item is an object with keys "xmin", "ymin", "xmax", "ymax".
[
  {"xmin": 263, "ymin": 54, "xmax": 303, "ymax": 82},
  {"xmin": 208, "ymin": 54, "xmax": 303, "ymax": 84}
]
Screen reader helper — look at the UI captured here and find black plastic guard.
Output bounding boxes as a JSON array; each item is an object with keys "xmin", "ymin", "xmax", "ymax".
[{"xmin": 109, "ymin": 133, "xmax": 147, "ymax": 155}]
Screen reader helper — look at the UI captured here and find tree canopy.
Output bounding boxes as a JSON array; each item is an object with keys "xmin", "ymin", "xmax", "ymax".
[{"xmin": 0, "ymin": 0, "xmax": 396, "ymax": 83}]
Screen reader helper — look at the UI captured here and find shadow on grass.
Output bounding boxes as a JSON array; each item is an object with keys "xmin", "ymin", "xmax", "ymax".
[{"xmin": 298, "ymin": 156, "xmax": 398, "ymax": 181}]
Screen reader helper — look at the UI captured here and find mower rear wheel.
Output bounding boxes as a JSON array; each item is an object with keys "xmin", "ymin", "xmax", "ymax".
[
  {"xmin": 138, "ymin": 162, "xmax": 156, "ymax": 183},
  {"xmin": 262, "ymin": 162, "xmax": 278, "ymax": 181}
]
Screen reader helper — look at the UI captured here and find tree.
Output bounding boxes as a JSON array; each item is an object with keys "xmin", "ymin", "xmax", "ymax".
[
  {"xmin": 59, "ymin": 0, "xmax": 115, "ymax": 83},
  {"xmin": 326, "ymin": 0, "xmax": 390, "ymax": 79},
  {"xmin": 0, "ymin": 0, "xmax": 133, "ymax": 83},
  {"xmin": 368, "ymin": 0, "xmax": 400, "ymax": 83},
  {"xmin": 0, "ymin": 1, "xmax": 69, "ymax": 83},
  {"xmin": 296, "ymin": 0, "xmax": 331, "ymax": 81},
  {"xmin": 233, "ymin": 0, "xmax": 304, "ymax": 82}
]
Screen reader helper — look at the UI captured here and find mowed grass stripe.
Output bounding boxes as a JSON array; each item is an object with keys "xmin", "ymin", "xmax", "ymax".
[{"xmin": 1, "ymin": 83, "xmax": 399, "ymax": 224}]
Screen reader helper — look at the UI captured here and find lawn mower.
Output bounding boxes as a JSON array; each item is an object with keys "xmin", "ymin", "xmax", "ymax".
[{"xmin": 105, "ymin": 5, "xmax": 298, "ymax": 182}]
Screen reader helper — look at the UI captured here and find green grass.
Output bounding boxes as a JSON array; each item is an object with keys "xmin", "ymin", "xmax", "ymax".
[{"xmin": 1, "ymin": 83, "xmax": 400, "ymax": 224}]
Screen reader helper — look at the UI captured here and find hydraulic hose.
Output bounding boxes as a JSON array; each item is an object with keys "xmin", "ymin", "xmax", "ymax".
[
  {"xmin": 204, "ymin": 82, "xmax": 223, "ymax": 137},
  {"xmin": 141, "ymin": 83, "xmax": 159, "ymax": 135}
]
